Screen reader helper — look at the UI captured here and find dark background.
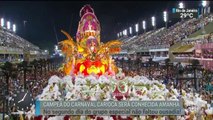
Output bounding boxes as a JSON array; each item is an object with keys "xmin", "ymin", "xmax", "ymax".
[{"xmin": 0, "ymin": 1, "xmax": 209, "ymax": 53}]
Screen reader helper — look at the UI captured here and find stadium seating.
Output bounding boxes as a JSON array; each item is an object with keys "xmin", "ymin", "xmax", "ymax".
[{"xmin": 120, "ymin": 14, "xmax": 213, "ymax": 52}]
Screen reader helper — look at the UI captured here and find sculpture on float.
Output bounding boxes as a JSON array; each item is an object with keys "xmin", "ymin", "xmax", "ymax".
[{"xmin": 59, "ymin": 4, "xmax": 122, "ymax": 76}]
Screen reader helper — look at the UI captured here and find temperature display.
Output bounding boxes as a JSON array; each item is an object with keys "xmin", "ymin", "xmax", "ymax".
[
  {"xmin": 172, "ymin": 8, "xmax": 200, "ymax": 19},
  {"xmin": 180, "ymin": 13, "xmax": 195, "ymax": 18}
]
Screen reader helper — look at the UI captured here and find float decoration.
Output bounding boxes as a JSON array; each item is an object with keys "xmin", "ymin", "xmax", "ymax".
[{"xmin": 59, "ymin": 4, "xmax": 121, "ymax": 76}]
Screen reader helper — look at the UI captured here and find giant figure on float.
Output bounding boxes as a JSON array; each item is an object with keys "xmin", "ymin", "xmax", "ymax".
[{"xmin": 59, "ymin": 4, "xmax": 122, "ymax": 76}]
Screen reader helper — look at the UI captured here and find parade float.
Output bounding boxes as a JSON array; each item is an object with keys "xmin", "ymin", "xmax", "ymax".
[
  {"xmin": 59, "ymin": 4, "xmax": 121, "ymax": 76},
  {"xmin": 23, "ymin": 4, "xmax": 212, "ymax": 120}
]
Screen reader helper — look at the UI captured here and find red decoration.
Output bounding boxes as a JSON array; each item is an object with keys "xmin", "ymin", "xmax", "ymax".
[
  {"xmin": 74, "ymin": 59, "xmax": 108, "ymax": 76},
  {"xmin": 94, "ymin": 60, "xmax": 102, "ymax": 67}
]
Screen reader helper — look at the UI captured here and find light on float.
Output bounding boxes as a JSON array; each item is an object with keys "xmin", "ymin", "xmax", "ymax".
[{"xmin": 117, "ymin": 33, "xmax": 119, "ymax": 37}]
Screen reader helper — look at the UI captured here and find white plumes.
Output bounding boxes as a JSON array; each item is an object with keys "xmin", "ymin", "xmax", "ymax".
[
  {"xmin": 38, "ymin": 75, "xmax": 62, "ymax": 100},
  {"xmin": 80, "ymin": 116, "xmax": 86, "ymax": 120},
  {"xmin": 48, "ymin": 75, "xmax": 61, "ymax": 85},
  {"xmin": 95, "ymin": 84, "xmax": 101, "ymax": 91},
  {"xmin": 155, "ymin": 95, "xmax": 165, "ymax": 100},
  {"xmin": 94, "ymin": 116, "xmax": 113, "ymax": 120},
  {"xmin": 75, "ymin": 76, "xmax": 86, "ymax": 85},
  {"xmin": 168, "ymin": 95, "xmax": 178, "ymax": 101},
  {"xmin": 139, "ymin": 116, "xmax": 146, "ymax": 119},
  {"xmin": 61, "ymin": 75, "xmax": 73, "ymax": 90},
  {"xmin": 90, "ymin": 94, "xmax": 97, "ymax": 101},
  {"xmin": 107, "ymin": 116, "xmax": 114, "ymax": 120},
  {"xmin": 61, "ymin": 75, "xmax": 72, "ymax": 84},
  {"xmin": 32, "ymin": 72, "xmax": 210, "ymax": 119},
  {"xmin": 98, "ymin": 75, "xmax": 109, "ymax": 84},
  {"xmin": 42, "ymin": 84, "xmax": 50, "ymax": 93},
  {"xmin": 129, "ymin": 96, "xmax": 140, "ymax": 101},
  {"xmin": 94, "ymin": 85, "xmax": 104, "ymax": 100},
  {"xmin": 133, "ymin": 117, "xmax": 137, "ymax": 120},
  {"xmin": 133, "ymin": 78, "xmax": 143, "ymax": 84},
  {"xmin": 104, "ymin": 91, "xmax": 112, "ymax": 101},
  {"xmin": 65, "ymin": 91, "xmax": 77, "ymax": 101},
  {"xmin": 127, "ymin": 76, "xmax": 136, "ymax": 84},
  {"xmin": 109, "ymin": 75, "xmax": 116, "ymax": 81},
  {"xmin": 112, "ymin": 95, "xmax": 117, "ymax": 101},
  {"xmin": 115, "ymin": 68, "xmax": 125, "ymax": 80},
  {"xmin": 26, "ymin": 105, "xmax": 35, "ymax": 120},
  {"xmin": 47, "ymin": 116, "xmax": 64, "ymax": 120},
  {"xmin": 152, "ymin": 85, "xmax": 160, "ymax": 92},
  {"xmin": 75, "ymin": 72, "xmax": 84, "ymax": 78},
  {"xmin": 53, "ymin": 83, "xmax": 59, "ymax": 92},
  {"xmin": 164, "ymin": 89, "xmax": 169, "ymax": 94},
  {"xmin": 120, "ymin": 115, "xmax": 128, "ymax": 119},
  {"xmin": 139, "ymin": 95, "xmax": 150, "ymax": 100},
  {"xmin": 122, "ymin": 95, "xmax": 126, "ymax": 100},
  {"xmin": 177, "ymin": 116, "xmax": 185, "ymax": 120},
  {"xmin": 171, "ymin": 89, "xmax": 179, "ymax": 96},
  {"xmin": 85, "ymin": 75, "xmax": 98, "ymax": 84},
  {"xmin": 131, "ymin": 85, "xmax": 137, "ymax": 97},
  {"xmin": 133, "ymin": 75, "xmax": 141, "ymax": 79}
]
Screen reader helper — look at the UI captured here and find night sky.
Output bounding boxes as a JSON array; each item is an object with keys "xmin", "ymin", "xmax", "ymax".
[{"xmin": 0, "ymin": 1, "xmax": 208, "ymax": 53}]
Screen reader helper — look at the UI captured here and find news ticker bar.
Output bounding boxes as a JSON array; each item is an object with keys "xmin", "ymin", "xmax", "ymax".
[{"xmin": 35, "ymin": 100, "xmax": 184, "ymax": 116}]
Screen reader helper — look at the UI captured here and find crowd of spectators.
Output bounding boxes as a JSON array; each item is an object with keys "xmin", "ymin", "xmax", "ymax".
[
  {"xmin": 0, "ymin": 27, "xmax": 40, "ymax": 51},
  {"xmin": 174, "ymin": 33, "xmax": 213, "ymax": 59},
  {"xmin": 121, "ymin": 28, "xmax": 165, "ymax": 51},
  {"xmin": 181, "ymin": 32, "xmax": 213, "ymax": 45},
  {"xmin": 0, "ymin": 27, "xmax": 48, "ymax": 63},
  {"xmin": 115, "ymin": 58, "xmax": 213, "ymax": 104},
  {"xmin": 203, "ymin": 49, "xmax": 213, "ymax": 58},
  {"xmin": 0, "ymin": 58, "xmax": 63, "ymax": 114},
  {"xmin": 4, "ymin": 56, "xmax": 211, "ymax": 105},
  {"xmin": 121, "ymin": 14, "xmax": 213, "ymax": 52},
  {"xmin": 0, "ymin": 27, "xmax": 43, "ymax": 63},
  {"xmin": 175, "ymin": 49, "xmax": 213, "ymax": 59},
  {"xmin": 0, "ymin": 56, "xmax": 212, "ymax": 119}
]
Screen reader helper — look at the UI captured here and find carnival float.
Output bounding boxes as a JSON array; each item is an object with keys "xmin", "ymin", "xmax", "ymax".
[
  {"xmin": 23, "ymin": 4, "xmax": 212, "ymax": 120},
  {"xmin": 59, "ymin": 4, "xmax": 121, "ymax": 76}
]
